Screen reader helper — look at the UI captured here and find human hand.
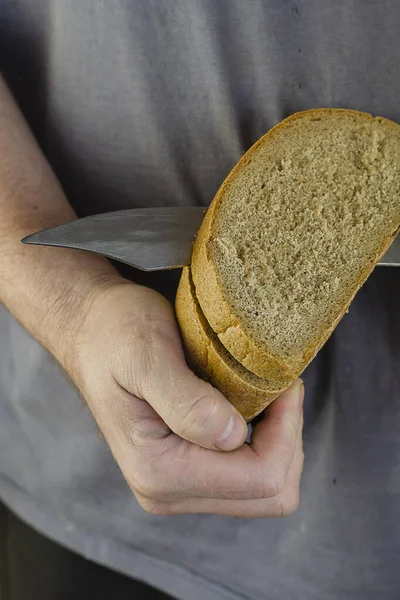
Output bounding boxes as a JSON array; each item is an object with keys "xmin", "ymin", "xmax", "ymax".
[{"xmin": 67, "ymin": 280, "xmax": 304, "ymax": 517}]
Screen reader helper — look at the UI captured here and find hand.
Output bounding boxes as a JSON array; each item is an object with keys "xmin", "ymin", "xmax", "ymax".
[
  {"xmin": 0, "ymin": 73, "xmax": 304, "ymax": 517},
  {"xmin": 68, "ymin": 280, "xmax": 305, "ymax": 518}
]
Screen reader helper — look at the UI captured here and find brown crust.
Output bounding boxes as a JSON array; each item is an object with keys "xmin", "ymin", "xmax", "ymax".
[
  {"xmin": 175, "ymin": 268, "xmax": 288, "ymax": 422},
  {"xmin": 191, "ymin": 108, "xmax": 400, "ymax": 379}
]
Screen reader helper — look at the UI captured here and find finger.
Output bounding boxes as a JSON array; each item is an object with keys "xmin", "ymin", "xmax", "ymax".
[
  {"xmin": 252, "ymin": 379, "xmax": 304, "ymax": 456},
  {"xmin": 91, "ymin": 378, "xmax": 171, "ymax": 464},
  {"xmin": 268, "ymin": 408, "xmax": 304, "ymax": 516},
  {"xmin": 249, "ymin": 379, "xmax": 304, "ymax": 489},
  {"xmin": 138, "ymin": 411, "xmax": 305, "ymax": 518},
  {"xmin": 134, "ymin": 325, "xmax": 248, "ymax": 451},
  {"xmin": 136, "ymin": 380, "xmax": 304, "ymax": 502}
]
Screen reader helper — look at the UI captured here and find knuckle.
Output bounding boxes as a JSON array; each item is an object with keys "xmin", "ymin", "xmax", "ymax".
[
  {"xmin": 136, "ymin": 495, "xmax": 172, "ymax": 516},
  {"xmin": 276, "ymin": 489, "xmax": 300, "ymax": 517},
  {"xmin": 250, "ymin": 478, "xmax": 268, "ymax": 500},
  {"xmin": 129, "ymin": 467, "xmax": 162, "ymax": 500},
  {"xmin": 267, "ymin": 494, "xmax": 287, "ymax": 518},
  {"xmin": 282, "ymin": 492, "xmax": 300, "ymax": 516},
  {"xmin": 250, "ymin": 459, "xmax": 287, "ymax": 500},
  {"xmin": 178, "ymin": 390, "xmax": 218, "ymax": 438},
  {"xmin": 250, "ymin": 466, "xmax": 286, "ymax": 500},
  {"xmin": 270, "ymin": 472, "xmax": 286, "ymax": 497},
  {"xmin": 128, "ymin": 453, "xmax": 179, "ymax": 503},
  {"xmin": 263, "ymin": 467, "xmax": 287, "ymax": 498}
]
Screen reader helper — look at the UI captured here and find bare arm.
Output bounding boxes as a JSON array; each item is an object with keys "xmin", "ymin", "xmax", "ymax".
[
  {"xmin": 0, "ymin": 72, "xmax": 304, "ymax": 518},
  {"xmin": 0, "ymin": 74, "xmax": 120, "ymax": 369}
]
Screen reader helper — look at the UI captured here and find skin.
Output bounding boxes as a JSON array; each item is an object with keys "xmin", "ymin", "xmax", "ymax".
[{"xmin": 0, "ymin": 74, "xmax": 304, "ymax": 517}]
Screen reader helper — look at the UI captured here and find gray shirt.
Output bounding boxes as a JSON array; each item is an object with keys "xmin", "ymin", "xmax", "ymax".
[{"xmin": 1, "ymin": 1, "xmax": 400, "ymax": 598}]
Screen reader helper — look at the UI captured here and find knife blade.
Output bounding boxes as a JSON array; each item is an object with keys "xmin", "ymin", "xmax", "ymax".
[
  {"xmin": 21, "ymin": 207, "xmax": 400, "ymax": 270},
  {"xmin": 22, "ymin": 207, "xmax": 206, "ymax": 271}
]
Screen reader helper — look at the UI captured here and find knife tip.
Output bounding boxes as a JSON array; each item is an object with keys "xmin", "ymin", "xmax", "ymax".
[{"xmin": 21, "ymin": 233, "xmax": 38, "ymax": 245}]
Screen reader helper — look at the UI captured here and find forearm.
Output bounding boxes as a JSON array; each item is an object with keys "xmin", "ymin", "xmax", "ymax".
[{"xmin": 0, "ymin": 74, "xmax": 121, "ymax": 367}]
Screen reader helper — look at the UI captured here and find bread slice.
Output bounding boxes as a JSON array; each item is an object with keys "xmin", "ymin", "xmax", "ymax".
[
  {"xmin": 175, "ymin": 268, "xmax": 287, "ymax": 421},
  {"xmin": 191, "ymin": 108, "xmax": 400, "ymax": 381}
]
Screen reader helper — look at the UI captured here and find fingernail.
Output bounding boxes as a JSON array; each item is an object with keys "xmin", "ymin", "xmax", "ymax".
[{"xmin": 215, "ymin": 415, "xmax": 247, "ymax": 451}]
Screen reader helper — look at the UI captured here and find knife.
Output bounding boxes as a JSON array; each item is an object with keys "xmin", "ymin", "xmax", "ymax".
[{"xmin": 21, "ymin": 207, "xmax": 400, "ymax": 271}]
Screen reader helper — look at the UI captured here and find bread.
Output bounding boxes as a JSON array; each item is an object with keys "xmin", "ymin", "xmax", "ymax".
[
  {"xmin": 177, "ymin": 108, "xmax": 400, "ymax": 419},
  {"xmin": 176, "ymin": 268, "xmax": 286, "ymax": 421}
]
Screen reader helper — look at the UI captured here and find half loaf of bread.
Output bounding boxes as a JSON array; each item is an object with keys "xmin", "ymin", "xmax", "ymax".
[{"xmin": 176, "ymin": 108, "xmax": 400, "ymax": 420}]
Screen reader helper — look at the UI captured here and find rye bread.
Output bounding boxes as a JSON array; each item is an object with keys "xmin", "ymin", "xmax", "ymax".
[
  {"xmin": 191, "ymin": 108, "xmax": 400, "ymax": 382},
  {"xmin": 175, "ymin": 267, "xmax": 286, "ymax": 421}
]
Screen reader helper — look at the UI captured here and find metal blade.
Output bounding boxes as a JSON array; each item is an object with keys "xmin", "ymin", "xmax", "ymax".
[
  {"xmin": 21, "ymin": 207, "xmax": 399, "ymax": 270},
  {"xmin": 378, "ymin": 235, "xmax": 400, "ymax": 266},
  {"xmin": 21, "ymin": 207, "xmax": 206, "ymax": 271}
]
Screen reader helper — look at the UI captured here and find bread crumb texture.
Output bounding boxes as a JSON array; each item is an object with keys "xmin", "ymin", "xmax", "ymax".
[{"xmin": 209, "ymin": 110, "xmax": 400, "ymax": 365}]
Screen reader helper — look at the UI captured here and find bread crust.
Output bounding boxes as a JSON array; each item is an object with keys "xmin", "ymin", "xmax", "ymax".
[
  {"xmin": 191, "ymin": 108, "xmax": 400, "ymax": 379},
  {"xmin": 175, "ymin": 268, "xmax": 287, "ymax": 422}
]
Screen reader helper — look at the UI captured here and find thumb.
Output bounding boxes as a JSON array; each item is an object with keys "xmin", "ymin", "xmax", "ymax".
[{"xmin": 138, "ymin": 334, "xmax": 248, "ymax": 451}]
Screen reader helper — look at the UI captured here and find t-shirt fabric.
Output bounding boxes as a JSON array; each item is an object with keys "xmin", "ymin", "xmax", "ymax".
[{"xmin": 0, "ymin": 1, "xmax": 400, "ymax": 598}]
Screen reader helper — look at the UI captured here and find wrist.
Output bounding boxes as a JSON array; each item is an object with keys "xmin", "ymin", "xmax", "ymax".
[
  {"xmin": 43, "ymin": 262, "xmax": 126, "ymax": 377},
  {"xmin": 0, "ymin": 236, "xmax": 126, "ymax": 376}
]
